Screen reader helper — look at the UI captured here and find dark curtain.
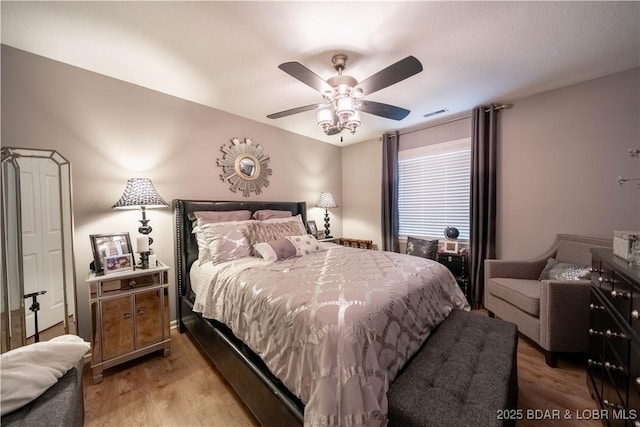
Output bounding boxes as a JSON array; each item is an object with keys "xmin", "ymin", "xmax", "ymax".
[
  {"xmin": 470, "ymin": 106, "xmax": 498, "ymax": 309},
  {"xmin": 381, "ymin": 131, "xmax": 400, "ymax": 252}
]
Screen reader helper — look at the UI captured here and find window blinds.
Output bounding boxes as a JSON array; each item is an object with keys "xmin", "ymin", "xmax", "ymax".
[{"xmin": 398, "ymin": 138, "xmax": 471, "ymax": 240}]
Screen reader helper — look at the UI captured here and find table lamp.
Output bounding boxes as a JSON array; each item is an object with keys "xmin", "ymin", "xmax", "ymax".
[
  {"xmin": 315, "ymin": 192, "xmax": 339, "ymax": 238},
  {"xmin": 112, "ymin": 178, "xmax": 168, "ymax": 268}
]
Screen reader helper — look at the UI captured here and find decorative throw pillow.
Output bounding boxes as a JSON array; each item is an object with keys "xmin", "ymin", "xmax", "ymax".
[
  {"xmin": 194, "ymin": 220, "xmax": 253, "ymax": 265},
  {"xmin": 539, "ymin": 258, "xmax": 591, "ymax": 281},
  {"xmin": 253, "ymin": 238, "xmax": 298, "ymax": 262},
  {"xmin": 1, "ymin": 334, "xmax": 90, "ymax": 416},
  {"xmin": 245, "ymin": 219, "xmax": 307, "ymax": 247},
  {"xmin": 286, "ymin": 234, "xmax": 326, "ymax": 256},
  {"xmin": 253, "ymin": 235, "xmax": 326, "ymax": 262},
  {"xmin": 406, "ymin": 236, "xmax": 439, "ymax": 260},
  {"xmin": 252, "ymin": 210, "xmax": 293, "ymax": 220}
]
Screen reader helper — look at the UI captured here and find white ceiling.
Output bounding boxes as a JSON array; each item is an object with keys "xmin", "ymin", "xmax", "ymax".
[{"xmin": 2, "ymin": 1, "xmax": 639, "ymax": 146}]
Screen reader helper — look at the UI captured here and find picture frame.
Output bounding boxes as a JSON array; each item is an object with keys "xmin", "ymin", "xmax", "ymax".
[
  {"xmin": 317, "ymin": 230, "xmax": 326, "ymax": 240},
  {"xmin": 307, "ymin": 220, "xmax": 318, "ymax": 237},
  {"xmin": 443, "ymin": 241, "xmax": 459, "ymax": 254},
  {"xmin": 90, "ymin": 232, "xmax": 133, "ymax": 274},
  {"xmin": 103, "ymin": 254, "xmax": 134, "ymax": 274}
]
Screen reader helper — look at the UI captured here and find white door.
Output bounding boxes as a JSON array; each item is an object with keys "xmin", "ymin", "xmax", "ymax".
[{"xmin": 19, "ymin": 157, "xmax": 65, "ymax": 337}]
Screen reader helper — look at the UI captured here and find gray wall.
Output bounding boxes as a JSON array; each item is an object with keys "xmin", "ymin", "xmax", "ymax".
[
  {"xmin": 341, "ymin": 68, "xmax": 640, "ymax": 260},
  {"xmin": 498, "ymin": 67, "xmax": 639, "ymax": 259},
  {"xmin": 1, "ymin": 45, "xmax": 343, "ymax": 341}
]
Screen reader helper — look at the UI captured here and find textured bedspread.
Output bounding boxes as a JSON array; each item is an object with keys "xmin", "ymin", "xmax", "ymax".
[{"xmin": 192, "ymin": 244, "xmax": 469, "ymax": 426}]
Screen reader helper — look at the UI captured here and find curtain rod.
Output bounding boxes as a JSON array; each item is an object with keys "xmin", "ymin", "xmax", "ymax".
[{"xmin": 399, "ymin": 103, "xmax": 512, "ymax": 137}]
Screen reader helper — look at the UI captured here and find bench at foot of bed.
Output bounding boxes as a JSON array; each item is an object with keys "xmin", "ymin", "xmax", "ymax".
[{"xmin": 388, "ymin": 309, "xmax": 518, "ymax": 427}]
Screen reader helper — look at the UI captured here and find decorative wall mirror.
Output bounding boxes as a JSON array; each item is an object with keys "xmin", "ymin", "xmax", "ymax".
[
  {"xmin": 1, "ymin": 147, "xmax": 77, "ymax": 352},
  {"xmin": 217, "ymin": 137, "xmax": 272, "ymax": 197}
]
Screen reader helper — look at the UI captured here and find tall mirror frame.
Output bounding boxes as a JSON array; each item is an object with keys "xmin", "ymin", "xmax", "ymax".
[{"xmin": 1, "ymin": 147, "xmax": 77, "ymax": 352}]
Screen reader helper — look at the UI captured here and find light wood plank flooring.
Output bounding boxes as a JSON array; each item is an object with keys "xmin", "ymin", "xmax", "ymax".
[{"xmin": 83, "ymin": 318, "xmax": 601, "ymax": 426}]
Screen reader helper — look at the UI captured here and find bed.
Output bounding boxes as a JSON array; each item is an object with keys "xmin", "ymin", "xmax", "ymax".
[{"xmin": 174, "ymin": 200, "xmax": 468, "ymax": 427}]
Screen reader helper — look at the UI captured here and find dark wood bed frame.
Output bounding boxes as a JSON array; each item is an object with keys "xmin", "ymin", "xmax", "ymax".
[{"xmin": 173, "ymin": 200, "xmax": 306, "ymax": 427}]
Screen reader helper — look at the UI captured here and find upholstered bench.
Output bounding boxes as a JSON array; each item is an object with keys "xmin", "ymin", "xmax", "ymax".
[{"xmin": 388, "ymin": 309, "xmax": 518, "ymax": 427}]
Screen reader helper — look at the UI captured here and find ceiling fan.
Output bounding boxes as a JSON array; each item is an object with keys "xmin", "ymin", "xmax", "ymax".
[{"xmin": 267, "ymin": 54, "xmax": 423, "ymax": 136}]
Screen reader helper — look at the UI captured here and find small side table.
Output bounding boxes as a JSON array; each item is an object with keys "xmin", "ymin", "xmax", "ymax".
[
  {"xmin": 436, "ymin": 252, "xmax": 470, "ymax": 302},
  {"xmin": 86, "ymin": 262, "xmax": 171, "ymax": 383}
]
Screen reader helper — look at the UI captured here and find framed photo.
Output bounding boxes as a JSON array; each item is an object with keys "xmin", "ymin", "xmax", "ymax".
[
  {"xmin": 104, "ymin": 254, "xmax": 134, "ymax": 274},
  {"xmin": 317, "ymin": 230, "xmax": 326, "ymax": 240},
  {"xmin": 90, "ymin": 232, "xmax": 133, "ymax": 274},
  {"xmin": 307, "ymin": 220, "xmax": 318, "ymax": 237},
  {"xmin": 443, "ymin": 241, "xmax": 459, "ymax": 254}
]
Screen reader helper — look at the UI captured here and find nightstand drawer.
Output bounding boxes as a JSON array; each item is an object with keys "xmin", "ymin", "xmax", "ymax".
[{"xmin": 100, "ymin": 271, "xmax": 166, "ymax": 296}]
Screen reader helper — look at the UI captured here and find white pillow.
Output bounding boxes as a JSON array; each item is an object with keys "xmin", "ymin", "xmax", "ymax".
[{"xmin": 0, "ymin": 334, "xmax": 90, "ymax": 415}]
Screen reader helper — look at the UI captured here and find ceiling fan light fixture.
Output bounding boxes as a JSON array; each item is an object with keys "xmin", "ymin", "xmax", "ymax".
[
  {"xmin": 269, "ymin": 53, "xmax": 423, "ymax": 138},
  {"xmin": 317, "ymin": 107, "xmax": 333, "ymax": 132},
  {"xmin": 336, "ymin": 96, "xmax": 355, "ymax": 118},
  {"xmin": 346, "ymin": 110, "xmax": 361, "ymax": 134}
]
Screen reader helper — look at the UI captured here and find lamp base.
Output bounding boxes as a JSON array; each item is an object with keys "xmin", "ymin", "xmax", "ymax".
[{"xmin": 323, "ymin": 209, "xmax": 332, "ymax": 239}]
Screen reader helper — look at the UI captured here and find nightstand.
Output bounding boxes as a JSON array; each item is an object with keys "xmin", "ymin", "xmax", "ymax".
[
  {"xmin": 87, "ymin": 262, "xmax": 171, "ymax": 384},
  {"xmin": 436, "ymin": 252, "xmax": 470, "ymax": 302}
]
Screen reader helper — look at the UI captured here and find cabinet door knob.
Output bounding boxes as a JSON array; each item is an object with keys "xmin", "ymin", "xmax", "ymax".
[
  {"xmin": 137, "ymin": 309, "xmax": 144, "ymax": 317},
  {"xmin": 632, "ymin": 310, "xmax": 639, "ymax": 321},
  {"xmin": 123, "ymin": 313, "xmax": 131, "ymax": 320}
]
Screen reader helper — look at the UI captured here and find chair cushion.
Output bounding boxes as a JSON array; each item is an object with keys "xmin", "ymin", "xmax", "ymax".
[{"xmin": 486, "ymin": 278, "xmax": 541, "ymax": 317}]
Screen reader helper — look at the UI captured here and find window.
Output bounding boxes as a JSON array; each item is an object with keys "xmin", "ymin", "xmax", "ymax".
[{"xmin": 398, "ymin": 138, "xmax": 471, "ymax": 240}]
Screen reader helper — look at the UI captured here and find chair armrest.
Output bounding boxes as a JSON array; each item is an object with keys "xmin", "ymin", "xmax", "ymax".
[
  {"xmin": 485, "ymin": 257, "xmax": 548, "ymax": 280},
  {"xmin": 539, "ymin": 280, "xmax": 591, "ymax": 353}
]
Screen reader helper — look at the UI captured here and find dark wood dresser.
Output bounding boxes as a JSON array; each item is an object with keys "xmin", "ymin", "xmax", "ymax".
[{"xmin": 588, "ymin": 248, "xmax": 640, "ymax": 426}]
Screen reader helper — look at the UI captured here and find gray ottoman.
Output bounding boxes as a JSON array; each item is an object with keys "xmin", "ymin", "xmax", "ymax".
[
  {"xmin": 1, "ymin": 360, "xmax": 84, "ymax": 427},
  {"xmin": 388, "ymin": 309, "xmax": 518, "ymax": 427}
]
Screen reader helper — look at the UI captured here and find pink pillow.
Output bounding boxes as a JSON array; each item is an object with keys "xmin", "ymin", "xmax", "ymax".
[{"xmin": 194, "ymin": 210, "xmax": 252, "ymax": 223}]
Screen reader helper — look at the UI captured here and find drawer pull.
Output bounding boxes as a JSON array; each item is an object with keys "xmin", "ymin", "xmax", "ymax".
[
  {"xmin": 599, "ymin": 276, "xmax": 611, "ymax": 283},
  {"xmin": 589, "ymin": 303, "xmax": 605, "ymax": 311},
  {"xmin": 611, "ymin": 290, "xmax": 630, "ymax": 299},
  {"xmin": 604, "ymin": 361, "xmax": 625, "ymax": 373},
  {"xmin": 123, "ymin": 313, "xmax": 131, "ymax": 320},
  {"xmin": 605, "ymin": 329, "xmax": 627, "ymax": 339},
  {"xmin": 589, "ymin": 267, "xmax": 600, "ymax": 273},
  {"xmin": 636, "ymin": 377, "xmax": 640, "ymax": 387},
  {"xmin": 137, "ymin": 309, "xmax": 144, "ymax": 317},
  {"xmin": 128, "ymin": 280, "xmax": 136, "ymax": 288},
  {"xmin": 587, "ymin": 359, "xmax": 603, "ymax": 367},
  {"xmin": 589, "ymin": 328, "xmax": 604, "ymax": 336},
  {"xmin": 602, "ymin": 399, "xmax": 624, "ymax": 410},
  {"xmin": 632, "ymin": 310, "xmax": 639, "ymax": 321}
]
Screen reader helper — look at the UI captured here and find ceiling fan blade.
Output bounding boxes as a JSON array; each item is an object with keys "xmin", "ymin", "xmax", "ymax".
[
  {"xmin": 355, "ymin": 56, "xmax": 423, "ymax": 96},
  {"xmin": 360, "ymin": 100, "xmax": 410, "ymax": 121},
  {"xmin": 278, "ymin": 62, "xmax": 333, "ymax": 94},
  {"xmin": 267, "ymin": 104, "xmax": 322, "ymax": 119}
]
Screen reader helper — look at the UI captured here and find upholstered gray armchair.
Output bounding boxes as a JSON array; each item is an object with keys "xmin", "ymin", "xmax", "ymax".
[{"xmin": 484, "ymin": 234, "xmax": 612, "ymax": 367}]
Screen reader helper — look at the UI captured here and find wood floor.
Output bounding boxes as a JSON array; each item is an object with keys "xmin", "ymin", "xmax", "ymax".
[{"xmin": 83, "ymin": 318, "xmax": 601, "ymax": 426}]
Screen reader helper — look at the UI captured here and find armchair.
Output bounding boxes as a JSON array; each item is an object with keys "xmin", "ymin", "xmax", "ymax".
[{"xmin": 484, "ymin": 234, "xmax": 612, "ymax": 367}]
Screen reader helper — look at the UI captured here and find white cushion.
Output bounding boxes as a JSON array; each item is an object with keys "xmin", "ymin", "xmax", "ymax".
[{"xmin": 0, "ymin": 334, "xmax": 90, "ymax": 415}]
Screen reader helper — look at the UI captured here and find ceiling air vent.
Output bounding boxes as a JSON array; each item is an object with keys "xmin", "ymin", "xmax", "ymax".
[{"xmin": 423, "ymin": 108, "xmax": 448, "ymax": 118}]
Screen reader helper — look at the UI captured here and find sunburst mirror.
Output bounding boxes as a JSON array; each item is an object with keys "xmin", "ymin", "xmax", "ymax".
[{"xmin": 217, "ymin": 137, "xmax": 272, "ymax": 197}]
